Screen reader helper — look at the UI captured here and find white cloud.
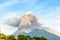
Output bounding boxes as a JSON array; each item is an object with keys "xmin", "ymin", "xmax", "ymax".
[
  {"xmin": 0, "ymin": 0, "xmax": 37, "ymax": 10},
  {"xmin": 45, "ymin": 27, "xmax": 60, "ymax": 36},
  {"xmin": 39, "ymin": 6, "xmax": 60, "ymax": 29},
  {"xmin": 1, "ymin": 24, "xmax": 18, "ymax": 35},
  {"xmin": 0, "ymin": 0, "xmax": 20, "ymax": 10},
  {"xmin": 0, "ymin": 13, "xmax": 20, "ymax": 35},
  {"xmin": 0, "ymin": 11, "xmax": 23, "ymax": 23}
]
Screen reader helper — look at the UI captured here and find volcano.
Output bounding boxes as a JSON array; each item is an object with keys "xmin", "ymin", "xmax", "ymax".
[
  {"xmin": 1, "ymin": 12, "xmax": 60, "ymax": 40},
  {"xmin": 13, "ymin": 12, "xmax": 60, "ymax": 40}
]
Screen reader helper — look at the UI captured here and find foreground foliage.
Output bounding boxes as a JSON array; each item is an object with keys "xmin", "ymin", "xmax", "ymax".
[{"xmin": 0, "ymin": 33, "xmax": 47, "ymax": 40}]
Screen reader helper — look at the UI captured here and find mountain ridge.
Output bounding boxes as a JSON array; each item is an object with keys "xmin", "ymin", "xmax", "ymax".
[{"xmin": 21, "ymin": 29, "xmax": 60, "ymax": 40}]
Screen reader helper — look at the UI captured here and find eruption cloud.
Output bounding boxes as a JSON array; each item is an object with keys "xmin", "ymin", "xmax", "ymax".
[
  {"xmin": 1, "ymin": 12, "xmax": 60, "ymax": 36},
  {"xmin": 1, "ymin": 12, "xmax": 41, "ymax": 35}
]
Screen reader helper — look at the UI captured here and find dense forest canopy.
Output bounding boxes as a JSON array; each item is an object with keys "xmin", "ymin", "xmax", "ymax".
[{"xmin": 0, "ymin": 33, "xmax": 47, "ymax": 40}]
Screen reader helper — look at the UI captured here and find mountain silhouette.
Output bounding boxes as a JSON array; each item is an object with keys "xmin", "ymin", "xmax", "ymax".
[{"xmin": 25, "ymin": 29, "xmax": 60, "ymax": 40}]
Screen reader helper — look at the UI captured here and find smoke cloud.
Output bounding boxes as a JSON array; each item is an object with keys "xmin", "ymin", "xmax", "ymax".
[{"xmin": 1, "ymin": 12, "xmax": 41, "ymax": 35}]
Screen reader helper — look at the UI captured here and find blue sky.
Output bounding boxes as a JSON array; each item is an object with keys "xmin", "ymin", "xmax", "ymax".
[{"xmin": 0, "ymin": 0, "xmax": 60, "ymax": 34}]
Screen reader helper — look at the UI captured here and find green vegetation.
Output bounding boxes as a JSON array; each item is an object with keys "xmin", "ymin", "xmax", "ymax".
[
  {"xmin": 0, "ymin": 33, "xmax": 7, "ymax": 40},
  {"xmin": 0, "ymin": 33, "xmax": 47, "ymax": 40}
]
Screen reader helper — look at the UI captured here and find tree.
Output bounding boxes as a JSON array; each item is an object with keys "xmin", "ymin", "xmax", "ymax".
[
  {"xmin": 26, "ymin": 36, "xmax": 31, "ymax": 40},
  {"xmin": 40, "ymin": 36, "xmax": 47, "ymax": 40},
  {"xmin": 17, "ymin": 35, "xmax": 32, "ymax": 40},
  {"xmin": 17, "ymin": 35, "xmax": 28, "ymax": 40},
  {"xmin": 0, "ymin": 33, "xmax": 7, "ymax": 40},
  {"xmin": 17, "ymin": 35, "xmax": 24, "ymax": 40},
  {"xmin": 32, "ymin": 37, "xmax": 40, "ymax": 40},
  {"xmin": 31, "ymin": 36, "xmax": 47, "ymax": 40},
  {"xmin": 0, "ymin": 33, "xmax": 47, "ymax": 40},
  {"xmin": 7, "ymin": 35, "xmax": 16, "ymax": 40}
]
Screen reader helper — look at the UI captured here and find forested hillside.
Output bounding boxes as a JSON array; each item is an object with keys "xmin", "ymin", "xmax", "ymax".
[{"xmin": 0, "ymin": 33, "xmax": 47, "ymax": 40}]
